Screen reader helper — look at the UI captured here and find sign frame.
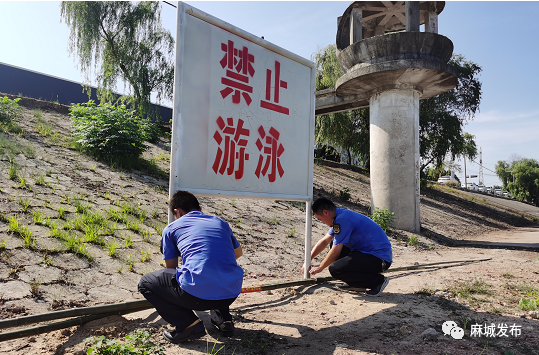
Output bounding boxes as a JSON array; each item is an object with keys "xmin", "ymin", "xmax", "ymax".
[{"xmin": 170, "ymin": 2, "xmax": 315, "ymax": 278}]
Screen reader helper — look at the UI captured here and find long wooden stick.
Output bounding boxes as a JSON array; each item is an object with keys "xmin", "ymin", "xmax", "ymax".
[
  {"xmin": 0, "ymin": 258, "xmax": 491, "ymax": 341},
  {"xmin": 0, "ymin": 300, "xmax": 151, "ymax": 330},
  {"xmin": 240, "ymin": 258, "xmax": 491, "ymax": 293}
]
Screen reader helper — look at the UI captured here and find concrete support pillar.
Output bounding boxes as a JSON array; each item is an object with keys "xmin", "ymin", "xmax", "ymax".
[
  {"xmin": 338, "ymin": 16, "xmax": 350, "ymax": 47},
  {"xmin": 369, "ymin": 90, "xmax": 420, "ymax": 232},
  {"xmin": 405, "ymin": 1, "xmax": 420, "ymax": 32},
  {"xmin": 424, "ymin": 11, "xmax": 438, "ymax": 33},
  {"xmin": 350, "ymin": 8, "xmax": 363, "ymax": 44}
]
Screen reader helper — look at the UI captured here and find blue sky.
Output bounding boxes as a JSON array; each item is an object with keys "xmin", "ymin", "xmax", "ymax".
[{"xmin": 0, "ymin": 1, "xmax": 538, "ymax": 187}]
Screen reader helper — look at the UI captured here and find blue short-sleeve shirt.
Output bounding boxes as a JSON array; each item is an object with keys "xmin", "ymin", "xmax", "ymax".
[
  {"xmin": 329, "ymin": 208, "xmax": 392, "ymax": 263},
  {"xmin": 161, "ymin": 211, "xmax": 244, "ymax": 300}
]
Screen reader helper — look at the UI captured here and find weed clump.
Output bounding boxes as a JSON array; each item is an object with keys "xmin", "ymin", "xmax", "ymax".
[
  {"xmin": 0, "ymin": 96, "xmax": 23, "ymax": 133},
  {"xmin": 84, "ymin": 330, "xmax": 164, "ymax": 355},
  {"xmin": 339, "ymin": 187, "xmax": 351, "ymax": 201},
  {"xmin": 518, "ymin": 297, "xmax": 538, "ymax": 311},
  {"xmin": 370, "ymin": 208, "xmax": 395, "ymax": 232},
  {"xmin": 450, "ymin": 278, "xmax": 492, "ymax": 298},
  {"xmin": 408, "ymin": 234, "xmax": 418, "ymax": 246}
]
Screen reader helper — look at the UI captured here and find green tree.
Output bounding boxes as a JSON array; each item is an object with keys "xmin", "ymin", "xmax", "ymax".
[
  {"xmin": 313, "ymin": 46, "xmax": 482, "ymax": 171},
  {"xmin": 419, "ymin": 55, "xmax": 482, "ymax": 173},
  {"xmin": 60, "ymin": 1, "xmax": 174, "ymax": 119},
  {"xmin": 496, "ymin": 158, "xmax": 539, "ymax": 206},
  {"xmin": 495, "ymin": 160, "xmax": 512, "ymax": 188},
  {"xmin": 313, "ymin": 45, "xmax": 370, "ymax": 165}
]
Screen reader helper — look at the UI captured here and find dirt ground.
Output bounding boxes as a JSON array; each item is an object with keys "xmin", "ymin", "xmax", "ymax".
[{"xmin": 0, "ymin": 95, "xmax": 538, "ymax": 355}]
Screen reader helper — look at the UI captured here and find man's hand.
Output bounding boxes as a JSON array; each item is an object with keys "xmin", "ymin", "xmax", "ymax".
[
  {"xmin": 301, "ymin": 263, "xmax": 315, "ymax": 274},
  {"xmin": 234, "ymin": 245, "xmax": 243, "ymax": 260},
  {"xmin": 308, "ymin": 265, "xmax": 324, "ymax": 275}
]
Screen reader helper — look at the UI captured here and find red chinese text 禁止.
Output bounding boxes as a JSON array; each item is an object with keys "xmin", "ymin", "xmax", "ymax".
[
  {"xmin": 260, "ymin": 60, "xmax": 289, "ymax": 115},
  {"xmin": 220, "ymin": 40, "xmax": 255, "ymax": 105},
  {"xmin": 212, "ymin": 116, "xmax": 250, "ymax": 180},
  {"xmin": 255, "ymin": 126, "xmax": 284, "ymax": 182}
]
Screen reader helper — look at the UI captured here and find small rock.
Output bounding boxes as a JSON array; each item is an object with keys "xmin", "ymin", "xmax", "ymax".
[
  {"xmin": 28, "ymin": 337, "xmax": 36, "ymax": 342},
  {"xmin": 435, "ymin": 291, "xmax": 450, "ymax": 298},
  {"xmin": 322, "ymin": 322, "xmax": 327, "ymax": 325},
  {"xmin": 414, "ymin": 261, "xmax": 420, "ymax": 265},
  {"xmin": 329, "ymin": 299, "xmax": 336, "ymax": 305},
  {"xmin": 528, "ymin": 311, "xmax": 539, "ymax": 319},
  {"xmin": 400, "ymin": 325, "xmax": 410, "ymax": 335},
  {"xmin": 336, "ymin": 343, "xmax": 348, "ymax": 348},
  {"xmin": 265, "ymin": 290, "xmax": 273, "ymax": 295},
  {"xmin": 421, "ymin": 328, "xmax": 438, "ymax": 338}
]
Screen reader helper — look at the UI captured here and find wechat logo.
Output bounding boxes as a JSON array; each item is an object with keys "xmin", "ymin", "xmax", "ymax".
[{"xmin": 442, "ymin": 321, "xmax": 464, "ymax": 339}]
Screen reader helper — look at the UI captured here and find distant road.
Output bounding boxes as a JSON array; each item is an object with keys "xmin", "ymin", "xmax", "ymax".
[{"xmin": 465, "ymin": 190, "xmax": 539, "ymax": 218}]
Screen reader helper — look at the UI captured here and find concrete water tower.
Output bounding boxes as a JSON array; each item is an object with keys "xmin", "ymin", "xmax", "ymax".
[{"xmin": 316, "ymin": 1, "xmax": 458, "ymax": 232}]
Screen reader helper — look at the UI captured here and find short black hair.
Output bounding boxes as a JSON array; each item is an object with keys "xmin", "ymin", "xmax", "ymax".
[
  {"xmin": 312, "ymin": 197, "xmax": 336, "ymax": 214},
  {"xmin": 169, "ymin": 190, "xmax": 201, "ymax": 213}
]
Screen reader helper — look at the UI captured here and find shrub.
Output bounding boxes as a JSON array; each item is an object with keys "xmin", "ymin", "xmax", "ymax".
[
  {"xmin": 370, "ymin": 208, "xmax": 395, "ymax": 232},
  {"xmin": 69, "ymin": 101, "xmax": 147, "ymax": 163},
  {"xmin": 138, "ymin": 116, "xmax": 162, "ymax": 143}
]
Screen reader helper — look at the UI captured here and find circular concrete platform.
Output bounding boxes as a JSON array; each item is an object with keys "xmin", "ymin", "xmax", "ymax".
[
  {"xmin": 335, "ymin": 32, "xmax": 458, "ymax": 101},
  {"xmin": 335, "ymin": 59, "xmax": 457, "ymax": 100}
]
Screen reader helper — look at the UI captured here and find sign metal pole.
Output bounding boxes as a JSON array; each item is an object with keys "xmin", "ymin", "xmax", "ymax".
[{"xmin": 304, "ymin": 199, "xmax": 312, "ymax": 279}]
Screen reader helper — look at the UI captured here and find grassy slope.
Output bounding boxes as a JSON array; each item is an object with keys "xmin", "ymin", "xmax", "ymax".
[{"xmin": 0, "ymin": 94, "xmax": 537, "ymax": 278}]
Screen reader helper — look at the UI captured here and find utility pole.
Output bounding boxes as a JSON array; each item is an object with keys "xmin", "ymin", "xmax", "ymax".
[
  {"xmin": 464, "ymin": 156, "xmax": 467, "ymax": 189},
  {"xmin": 507, "ymin": 170, "xmax": 515, "ymax": 184},
  {"xmin": 478, "ymin": 147, "xmax": 483, "ymax": 185}
]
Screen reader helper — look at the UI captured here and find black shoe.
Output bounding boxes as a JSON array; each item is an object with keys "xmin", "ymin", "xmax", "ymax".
[
  {"xmin": 335, "ymin": 283, "xmax": 367, "ymax": 292},
  {"xmin": 163, "ymin": 321, "xmax": 206, "ymax": 343},
  {"xmin": 211, "ymin": 318, "xmax": 235, "ymax": 337},
  {"xmin": 366, "ymin": 277, "xmax": 389, "ymax": 297}
]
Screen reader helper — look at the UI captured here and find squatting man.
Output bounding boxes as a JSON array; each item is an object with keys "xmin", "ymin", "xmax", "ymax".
[
  {"xmin": 302, "ymin": 197, "xmax": 393, "ymax": 296},
  {"xmin": 138, "ymin": 190, "xmax": 244, "ymax": 343},
  {"xmin": 137, "ymin": 192, "xmax": 392, "ymax": 344}
]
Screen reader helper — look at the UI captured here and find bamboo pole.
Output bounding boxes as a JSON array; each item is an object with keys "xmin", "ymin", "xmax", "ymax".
[
  {"xmin": 0, "ymin": 258, "xmax": 491, "ymax": 342},
  {"xmin": 0, "ymin": 307, "xmax": 149, "ymax": 343}
]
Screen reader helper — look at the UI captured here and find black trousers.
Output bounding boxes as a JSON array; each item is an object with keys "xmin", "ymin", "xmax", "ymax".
[
  {"xmin": 138, "ymin": 268, "xmax": 237, "ymax": 331},
  {"xmin": 328, "ymin": 245, "xmax": 391, "ymax": 289}
]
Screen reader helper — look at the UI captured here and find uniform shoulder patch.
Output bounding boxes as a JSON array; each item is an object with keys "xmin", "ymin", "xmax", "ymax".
[{"xmin": 333, "ymin": 224, "xmax": 340, "ymax": 234}]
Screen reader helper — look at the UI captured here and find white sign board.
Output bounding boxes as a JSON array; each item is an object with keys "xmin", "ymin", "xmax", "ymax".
[{"xmin": 170, "ymin": 3, "xmax": 315, "ymax": 201}]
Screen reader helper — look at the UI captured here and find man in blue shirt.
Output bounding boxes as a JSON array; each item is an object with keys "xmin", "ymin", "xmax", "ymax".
[
  {"xmin": 303, "ymin": 197, "xmax": 392, "ymax": 297},
  {"xmin": 138, "ymin": 191, "xmax": 244, "ymax": 343}
]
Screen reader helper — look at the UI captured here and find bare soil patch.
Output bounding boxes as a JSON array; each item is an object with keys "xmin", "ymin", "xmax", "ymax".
[{"xmin": 0, "ymin": 95, "xmax": 537, "ymax": 355}]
